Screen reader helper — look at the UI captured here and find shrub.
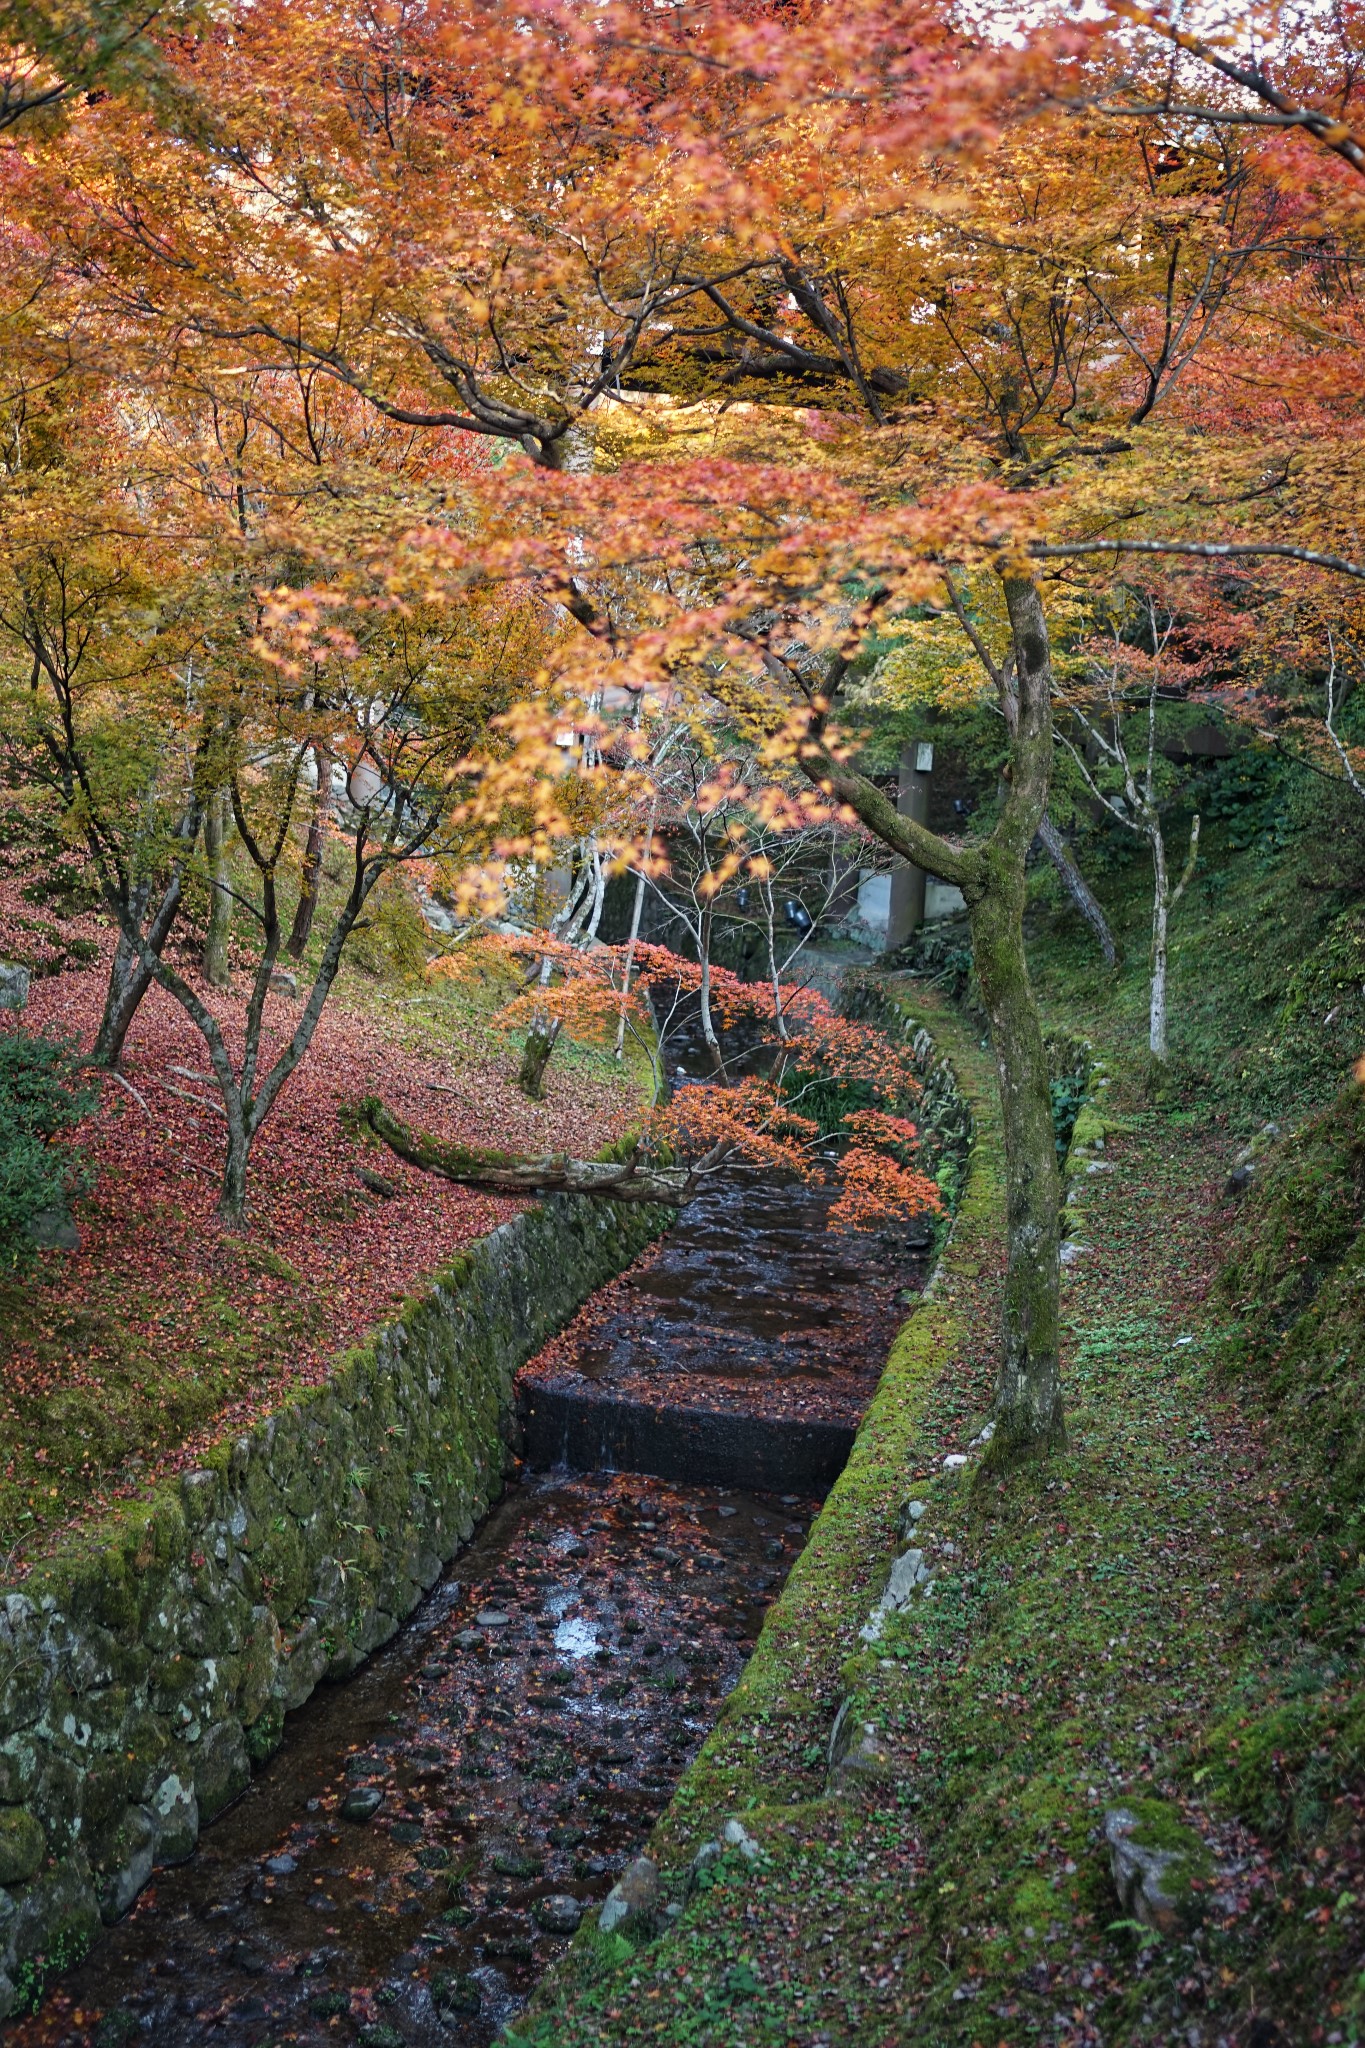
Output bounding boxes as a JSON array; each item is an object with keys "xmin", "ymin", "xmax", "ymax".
[{"xmin": 0, "ymin": 1030, "xmax": 95, "ymax": 1267}]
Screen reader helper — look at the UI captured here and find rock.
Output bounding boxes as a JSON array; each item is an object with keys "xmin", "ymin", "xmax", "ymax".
[
  {"xmin": 491, "ymin": 1845, "xmax": 544, "ymax": 1878},
  {"xmin": 1224, "ymin": 1122, "xmax": 1281, "ymax": 1198},
  {"xmin": 392, "ymin": 1819, "xmax": 423, "ymax": 1845},
  {"xmin": 341, "ymin": 1786, "xmax": 385, "ymax": 1823},
  {"xmin": 598, "ymin": 1853, "xmax": 659, "ymax": 1935},
  {"xmin": 477, "ymin": 1609, "xmax": 510, "ymax": 1627},
  {"xmin": 720, "ymin": 1818, "xmax": 759, "ymax": 1859},
  {"xmin": 358, "ymin": 2027, "xmax": 406, "ymax": 2048},
  {"xmin": 269, "ymin": 969, "xmax": 298, "ymax": 997},
  {"xmin": 454, "ymin": 1629, "xmax": 482, "ymax": 1649},
  {"xmin": 860, "ymin": 1547, "xmax": 932, "ymax": 1643},
  {"xmin": 532, "ymin": 1892, "xmax": 584, "ymax": 1933},
  {"xmin": 559, "ymin": 1537, "xmax": 589, "ymax": 1559},
  {"xmin": 195, "ymin": 1720, "xmax": 251, "ymax": 1822},
  {"xmin": 941, "ymin": 1453, "xmax": 968, "ymax": 1472},
  {"xmin": 94, "ymin": 1804, "xmax": 156, "ymax": 1923},
  {"xmin": 264, "ymin": 1852, "xmax": 297, "ymax": 1875},
  {"xmin": 1059, "ymin": 1240, "xmax": 1089, "ymax": 1265},
  {"xmin": 0, "ymin": 962, "xmax": 30, "ymax": 1011},
  {"xmin": 1104, "ymin": 1803, "xmax": 1207, "ymax": 1936},
  {"xmin": 357, "ymin": 1168, "xmax": 400, "ymax": 1199},
  {"xmin": 716, "ymin": 1505, "xmax": 738, "ymax": 1518},
  {"xmin": 0, "ymin": 1806, "xmax": 45, "ymax": 1885},
  {"xmin": 0, "ymin": 1975, "xmax": 15, "ymax": 2025},
  {"xmin": 24, "ymin": 1208, "xmax": 80, "ymax": 1252},
  {"xmin": 827, "ymin": 1698, "xmax": 894, "ymax": 1792},
  {"xmin": 431, "ymin": 1970, "xmax": 481, "ymax": 2017},
  {"xmin": 230, "ymin": 1939, "xmax": 268, "ymax": 1974},
  {"xmin": 688, "ymin": 1839, "xmax": 724, "ymax": 1890},
  {"xmin": 149, "ymin": 1772, "xmax": 199, "ymax": 1865}
]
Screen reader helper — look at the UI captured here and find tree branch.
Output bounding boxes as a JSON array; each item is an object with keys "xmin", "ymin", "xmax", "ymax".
[{"xmin": 360, "ymin": 1097, "xmax": 730, "ymax": 1206}]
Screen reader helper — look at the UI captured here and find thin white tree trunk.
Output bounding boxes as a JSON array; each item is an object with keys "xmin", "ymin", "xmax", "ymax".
[
  {"xmin": 614, "ymin": 864, "xmax": 648, "ymax": 1059},
  {"xmin": 1149, "ymin": 831, "xmax": 1171, "ymax": 1061}
]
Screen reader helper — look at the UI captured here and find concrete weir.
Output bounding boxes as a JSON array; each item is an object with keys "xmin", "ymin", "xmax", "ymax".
[{"xmin": 519, "ymin": 1382, "xmax": 858, "ymax": 1494}]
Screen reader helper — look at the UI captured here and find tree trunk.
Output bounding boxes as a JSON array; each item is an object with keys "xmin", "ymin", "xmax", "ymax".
[
  {"xmin": 780, "ymin": 572, "xmax": 1069, "ymax": 1459},
  {"xmin": 1149, "ymin": 832, "xmax": 1170, "ymax": 1062},
  {"xmin": 518, "ymin": 1017, "xmax": 562, "ymax": 1098},
  {"xmin": 615, "ymin": 863, "xmax": 648, "ymax": 1059},
  {"xmin": 697, "ymin": 902, "xmax": 723, "ymax": 1072},
  {"xmin": 970, "ymin": 856, "xmax": 1065, "ymax": 1457},
  {"xmin": 218, "ymin": 1111, "xmax": 251, "ymax": 1226},
  {"xmin": 203, "ymin": 788, "xmax": 232, "ymax": 987},
  {"xmin": 978, "ymin": 577, "xmax": 1065, "ymax": 1460},
  {"xmin": 89, "ymin": 874, "xmax": 184, "ymax": 1069},
  {"xmin": 1037, "ymin": 814, "xmax": 1120, "ymax": 969},
  {"xmin": 287, "ymin": 747, "xmax": 331, "ymax": 961},
  {"xmin": 364, "ymin": 1096, "xmax": 727, "ymax": 1205}
]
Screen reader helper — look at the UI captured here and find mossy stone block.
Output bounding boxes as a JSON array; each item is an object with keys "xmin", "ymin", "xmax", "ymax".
[{"xmin": 0, "ymin": 1808, "xmax": 45, "ymax": 1884}]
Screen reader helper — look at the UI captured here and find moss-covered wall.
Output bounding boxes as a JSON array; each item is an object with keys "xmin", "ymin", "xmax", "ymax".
[{"xmin": 0, "ymin": 1193, "xmax": 667, "ymax": 2017}]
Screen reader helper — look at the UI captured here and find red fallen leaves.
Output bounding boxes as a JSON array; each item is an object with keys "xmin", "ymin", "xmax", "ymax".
[{"xmin": 0, "ymin": 936, "xmax": 641, "ymax": 1568}]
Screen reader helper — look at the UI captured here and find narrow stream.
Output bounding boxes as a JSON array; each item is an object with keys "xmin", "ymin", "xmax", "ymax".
[{"xmin": 17, "ymin": 1099, "xmax": 922, "ymax": 2046}]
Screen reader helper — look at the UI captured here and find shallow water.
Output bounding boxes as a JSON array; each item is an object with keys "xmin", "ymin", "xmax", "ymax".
[
  {"xmin": 17, "ymin": 1073, "xmax": 923, "ymax": 2046},
  {"xmin": 536, "ymin": 1167, "xmax": 922, "ymax": 1428},
  {"xmin": 17, "ymin": 1475, "xmax": 814, "ymax": 2048}
]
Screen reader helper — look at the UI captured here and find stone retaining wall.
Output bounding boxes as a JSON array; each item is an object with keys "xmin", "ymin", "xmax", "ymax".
[{"xmin": 0, "ymin": 1193, "xmax": 667, "ymax": 2016}]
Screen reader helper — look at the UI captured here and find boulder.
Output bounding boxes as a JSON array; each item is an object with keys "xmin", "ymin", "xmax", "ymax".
[
  {"xmin": 149, "ymin": 1771, "xmax": 199, "ymax": 1865},
  {"xmin": 431, "ymin": 1970, "xmax": 481, "ymax": 2017},
  {"xmin": 341, "ymin": 1785, "xmax": 384, "ymax": 1823},
  {"xmin": 0, "ymin": 1807, "xmax": 45, "ymax": 1885},
  {"xmin": 827, "ymin": 1698, "xmax": 894, "ymax": 1793},
  {"xmin": 24, "ymin": 1209, "xmax": 80, "ymax": 1252},
  {"xmin": 532, "ymin": 1892, "xmax": 584, "ymax": 1933},
  {"xmin": 0, "ymin": 963, "xmax": 29, "ymax": 1012},
  {"xmin": 1104, "ymin": 1802, "xmax": 1208, "ymax": 1936},
  {"xmin": 598, "ymin": 1853, "xmax": 659, "ymax": 1935},
  {"xmin": 94, "ymin": 1805, "xmax": 156, "ymax": 1924},
  {"xmin": 860, "ymin": 1547, "xmax": 932, "ymax": 1642},
  {"xmin": 194, "ymin": 1718, "xmax": 250, "ymax": 1820}
]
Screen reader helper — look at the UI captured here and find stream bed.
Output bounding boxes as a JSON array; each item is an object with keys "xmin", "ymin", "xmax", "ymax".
[{"xmin": 16, "ymin": 1148, "xmax": 922, "ymax": 2047}]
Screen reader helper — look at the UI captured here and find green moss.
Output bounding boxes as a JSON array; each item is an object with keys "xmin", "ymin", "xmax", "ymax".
[
  {"xmin": 1222, "ymin": 1080, "xmax": 1365, "ymax": 1326},
  {"xmin": 0, "ymin": 1806, "xmax": 45, "ymax": 1884}
]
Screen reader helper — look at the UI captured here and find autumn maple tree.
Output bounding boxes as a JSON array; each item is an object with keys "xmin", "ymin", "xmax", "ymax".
[{"xmin": 1, "ymin": 0, "xmax": 1363, "ymax": 1454}]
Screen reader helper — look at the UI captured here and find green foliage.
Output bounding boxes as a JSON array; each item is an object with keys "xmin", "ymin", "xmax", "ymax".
[
  {"xmin": 345, "ymin": 875, "xmax": 433, "ymax": 980},
  {"xmin": 1049, "ymin": 1071, "xmax": 1087, "ymax": 1162},
  {"xmin": 0, "ymin": 1030, "xmax": 94, "ymax": 1268}
]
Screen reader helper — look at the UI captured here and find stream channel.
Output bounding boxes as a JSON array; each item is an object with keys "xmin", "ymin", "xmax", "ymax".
[{"xmin": 18, "ymin": 1108, "xmax": 924, "ymax": 2046}]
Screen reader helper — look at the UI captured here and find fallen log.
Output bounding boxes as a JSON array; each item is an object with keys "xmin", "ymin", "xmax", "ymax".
[{"xmin": 359, "ymin": 1096, "xmax": 730, "ymax": 1207}]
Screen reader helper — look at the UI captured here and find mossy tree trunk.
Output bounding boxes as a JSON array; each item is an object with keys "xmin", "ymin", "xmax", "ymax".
[
  {"xmin": 800, "ymin": 572, "xmax": 1066, "ymax": 1457},
  {"xmin": 517, "ymin": 1017, "xmax": 562, "ymax": 1099},
  {"xmin": 287, "ymin": 745, "xmax": 332, "ymax": 962},
  {"xmin": 203, "ymin": 787, "xmax": 233, "ymax": 988}
]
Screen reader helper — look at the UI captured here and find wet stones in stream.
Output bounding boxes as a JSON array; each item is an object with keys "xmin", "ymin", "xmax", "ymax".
[{"xmin": 15, "ymin": 1473, "xmax": 813, "ymax": 2048}]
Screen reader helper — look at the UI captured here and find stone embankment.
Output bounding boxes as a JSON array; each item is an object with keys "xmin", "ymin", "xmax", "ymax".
[{"xmin": 0, "ymin": 1193, "xmax": 667, "ymax": 2014}]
